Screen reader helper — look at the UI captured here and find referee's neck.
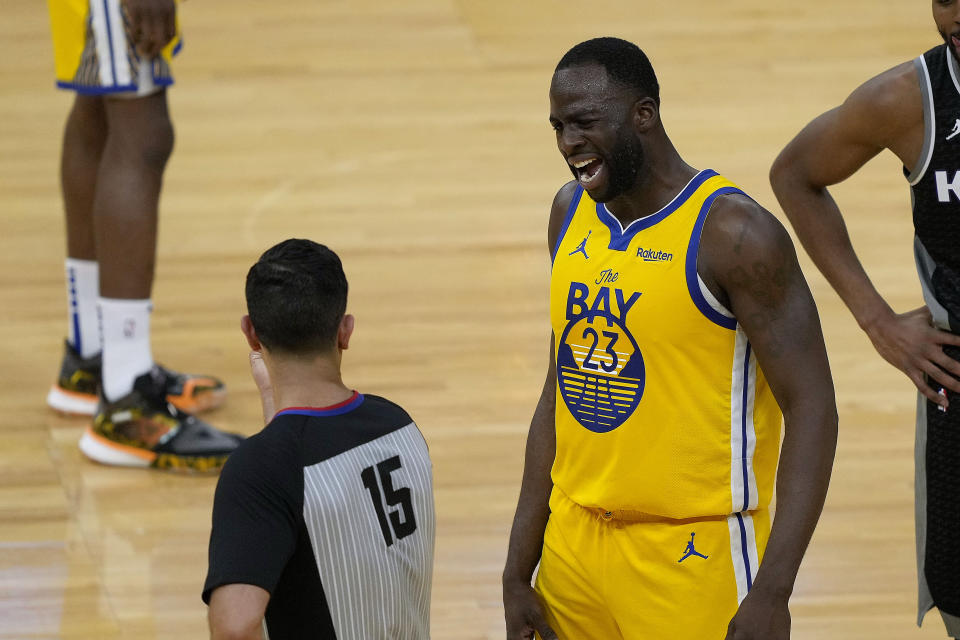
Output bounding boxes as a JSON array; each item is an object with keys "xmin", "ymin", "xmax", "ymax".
[{"xmin": 267, "ymin": 350, "xmax": 353, "ymax": 414}]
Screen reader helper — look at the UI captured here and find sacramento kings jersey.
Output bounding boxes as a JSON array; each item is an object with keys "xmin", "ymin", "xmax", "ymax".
[
  {"xmin": 908, "ymin": 44, "xmax": 960, "ymax": 626},
  {"xmin": 549, "ymin": 171, "xmax": 782, "ymax": 518},
  {"xmin": 908, "ymin": 44, "xmax": 960, "ymax": 331},
  {"xmin": 203, "ymin": 393, "xmax": 434, "ymax": 639}
]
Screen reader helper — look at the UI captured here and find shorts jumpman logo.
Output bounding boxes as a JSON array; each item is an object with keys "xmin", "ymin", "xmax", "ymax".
[
  {"xmin": 569, "ymin": 230, "xmax": 591, "ymax": 259},
  {"xmin": 678, "ymin": 532, "xmax": 709, "ymax": 563}
]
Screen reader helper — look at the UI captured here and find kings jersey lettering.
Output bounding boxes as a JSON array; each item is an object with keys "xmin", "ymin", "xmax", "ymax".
[{"xmin": 934, "ymin": 170, "xmax": 960, "ymax": 203}]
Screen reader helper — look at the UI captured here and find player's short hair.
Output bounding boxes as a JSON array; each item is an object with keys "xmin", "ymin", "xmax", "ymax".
[
  {"xmin": 555, "ymin": 37, "xmax": 660, "ymax": 105},
  {"xmin": 245, "ymin": 238, "xmax": 348, "ymax": 355}
]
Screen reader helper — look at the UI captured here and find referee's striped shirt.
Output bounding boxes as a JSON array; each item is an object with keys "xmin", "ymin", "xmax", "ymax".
[{"xmin": 204, "ymin": 393, "xmax": 435, "ymax": 639}]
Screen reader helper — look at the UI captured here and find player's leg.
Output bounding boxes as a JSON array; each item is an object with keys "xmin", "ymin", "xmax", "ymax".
[
  {"xmin": 78, "ymin": 89, "xmax": 239, "ymax": 473},
  {"xmin": 607, "ymin": 511, "xmax": 771, "ymax": 640},
  {"xmin": 93, "ymin": 90, "xmax": 169, "ymax": 402},
  {"xmin": 95, "ymin": 90, "xmax": 170, "ymax": 301},
  {"xmin": 916, "ymin": 369, "xmax": 960, "ymax": 638},
  {"xmin": 47, "ymin": 95, "xmax": 108, "ymax": 414},
  {"xmin": 95, "ymin": 89, "xmax": 226, "ymax": 413},
  {"xmin": 534, "ymin": 489, "xmax": 622, "ymax": 639}
]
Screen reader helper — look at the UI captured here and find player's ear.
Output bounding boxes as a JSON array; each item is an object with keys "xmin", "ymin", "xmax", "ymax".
[
  {"xmin": 240, "ymin": 315, "xmax": 263, "ymax": 351},
  {"xmin": 633, "ymin": 96, "xmax": 659, "ymax": 133},
  {"xmin": 338, "ymin": 314, "xmax": 355, "ymax": 351}
]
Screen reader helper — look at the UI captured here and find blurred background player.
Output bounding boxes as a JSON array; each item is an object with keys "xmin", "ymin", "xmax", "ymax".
[
  {"xmin": 46, "ymin": 0, "xmax": 240, "ymax": 472},
  {"xmin": 204, "ymin": 239, "xmax": 435, "ymax": 638},
  {"xmin": 771, "ymin": 2, "xmax": 960, "ymax": 636},
  {"xmin": 502, "ymin": 38, "xmax": 838, "ymax": 640}
]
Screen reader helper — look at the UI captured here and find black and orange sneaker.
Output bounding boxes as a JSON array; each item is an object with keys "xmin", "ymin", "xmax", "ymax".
[
  {"xmin": 47, "ymin": 341, "xmax": 227, "ymax": 415},
  {"xmin": 79, "ymin": 367, "xmax": 242, "ymax": 473},
  {"xmin": 46, "ymin": 340, "xmax": 102, "ymax": 415}
]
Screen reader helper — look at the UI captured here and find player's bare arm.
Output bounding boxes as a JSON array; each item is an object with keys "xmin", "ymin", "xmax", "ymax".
[
  {"xmin": 700, "ymin": 195, "xmax": 838, "ymax": 640},
  {"xmin": 502, "ymin": 184, "xmax": 576, "ymax": 640},
  {"xmin": 771, "ymin": 64, "xmax": 960, "ymax": 406},
  {"xmin": 208, "ymin": 583, "xmax": 269, "ymax": 640},
  {"xmin": 123, "ymin": 0, "xmax": 176, "ymax": 58}
]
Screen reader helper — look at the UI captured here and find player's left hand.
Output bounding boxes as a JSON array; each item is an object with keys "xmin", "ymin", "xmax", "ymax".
[{"xmin": 724, "ymin": 587, "xmax": 790, "ymax": 639}]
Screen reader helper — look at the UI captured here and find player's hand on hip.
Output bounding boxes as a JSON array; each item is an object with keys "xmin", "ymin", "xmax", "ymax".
[
  {"xmin": 123, "ymin": 0, "xmax": 176, "ymax": 58},
  {"xmin": 503, "ymin": 583, "xmax": 559, "ymax": 640},
  {"xmin": 724, "ymin": 588, "xmax": 790, "ymax": 640},
  {"xmin": 866, "ymin": 306, "xmax": 960, "ymax": 408}
]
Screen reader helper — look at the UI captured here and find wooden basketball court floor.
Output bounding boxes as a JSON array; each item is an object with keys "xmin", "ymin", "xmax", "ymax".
[{"xmin": 0, "ymin": 1, "xmax": 951, "ymax": 638}]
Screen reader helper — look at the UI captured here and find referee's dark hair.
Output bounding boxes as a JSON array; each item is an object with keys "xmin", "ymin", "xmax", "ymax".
[
  {"xmin": 556, "ymin": 37, "xmax": 660, "ymax": 105},
  {"xmin": 245, "ymin": 238, "xmax": 348, "ymax": 355}
]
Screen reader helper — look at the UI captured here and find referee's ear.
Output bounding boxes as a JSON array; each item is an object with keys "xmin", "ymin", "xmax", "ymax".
[
  {"xmin": 240, "ymin": 315, "xmax": 263, "ymax": 351},
  {"xmin": 337, "ymin": 314, "xmax": 355, "ymax": 351}
]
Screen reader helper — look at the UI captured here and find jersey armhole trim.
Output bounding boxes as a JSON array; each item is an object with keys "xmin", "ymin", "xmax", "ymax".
[
  {"xmin": 685, "ymin": 186, "xmax": 742, "ymax": 330},
  {"xmin": 551, "ymin": 184, "xmax": 584, "ymax": 264},
  {"xmin": 908, "ymin": 55, "xmax": 936, "ymax": 186},
  {"xmin": 698, "ymin": 274, "xmax": 735, "ymax": 319},
  {"xmin": 949, "ymin": 45, "xmax": 960, "ymax": 96}
]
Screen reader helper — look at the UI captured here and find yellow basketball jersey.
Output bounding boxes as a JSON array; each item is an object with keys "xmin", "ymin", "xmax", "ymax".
[{"xmin": 550, "ymin": 170, "xmax": 782, "ymax": 519}]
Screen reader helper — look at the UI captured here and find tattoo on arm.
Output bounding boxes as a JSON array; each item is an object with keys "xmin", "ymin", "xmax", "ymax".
[{"xmin": 727, "ymin": 254, "xmax": 795, "ymax": 359}]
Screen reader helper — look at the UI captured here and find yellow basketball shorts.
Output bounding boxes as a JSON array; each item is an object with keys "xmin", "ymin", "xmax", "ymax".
[
  {"xmin": 535, "ymin": 487, "xmax": 770, "ymax": 640},
  {"xmin": 47, "ymin": 0, "xmax": 181, "ymax": 94}
]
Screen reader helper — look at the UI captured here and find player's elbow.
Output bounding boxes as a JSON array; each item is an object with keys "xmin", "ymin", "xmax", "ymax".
[
  {"xmin": 769, "ymin": 147, "xmax": 797, "ymax": 199},
  {"xmin": 769, "ymin": 145, "xmax": 822, "ymax": 223},
  {"xmin": 209, "ymin": 607, "xmax": 263, "ymax": 640},
  {"xmin": 209, "ymin": 620, "xmax": 262, "ymax": 640}
]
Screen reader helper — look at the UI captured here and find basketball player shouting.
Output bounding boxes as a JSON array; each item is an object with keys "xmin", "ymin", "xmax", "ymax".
[
  {"xmin": 771, "ymin": 2, "xmax": 960, "ymax": 636},
  {"xmin": 503, "ymin": 38, "xmax": 838, "ymax": 639},
  {"xmin": 204, "ymin": 240, "xmax": 435, "ymax": 638}
]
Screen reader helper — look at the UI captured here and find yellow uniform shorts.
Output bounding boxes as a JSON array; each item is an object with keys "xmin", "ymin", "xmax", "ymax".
[
  {"xmin": 535, "ymin": 488, "xmax": 771, "ymax": 640},
  {"xmin": 47, "ymin": 0, "xmax": 181, "ymax": 94}
]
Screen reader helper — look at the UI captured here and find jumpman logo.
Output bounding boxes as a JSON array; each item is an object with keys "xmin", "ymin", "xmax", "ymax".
[
  {"xmin": 569, "ymin": 230, "xmax": 591, "ymax": 259},
  {"xmin": 677, "ymin": 532, "xmax": 709, "ymax": 563},
  {"xmin": 947, "ymin": 118, "xmax": 960, "ymax": 141}
]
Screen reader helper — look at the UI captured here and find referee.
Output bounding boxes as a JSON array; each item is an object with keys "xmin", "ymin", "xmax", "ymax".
[{"xmin": 203, "ymin": 239, "xmax": 435, "ymax": 639}]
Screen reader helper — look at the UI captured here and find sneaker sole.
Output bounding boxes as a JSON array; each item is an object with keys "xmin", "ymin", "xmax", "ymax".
[
  {"xmin": 79, "ymin": 426, "xmax": 154, "ymax": 467},
  {"xmin": 79, "ymin": 426, "xmax": 231, "ymax": 473},
  {"xmin": 47, "ymin": 386, "xmax": 98, "ymax": 416},
  {"xmin": 49, "ymin": 386, "xmax": 227, "ymax": 416}
]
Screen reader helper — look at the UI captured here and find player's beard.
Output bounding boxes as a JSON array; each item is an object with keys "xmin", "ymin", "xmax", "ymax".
[{"xmin": 592, "ymin": 133, "xmax": 645, "ymax": 203}]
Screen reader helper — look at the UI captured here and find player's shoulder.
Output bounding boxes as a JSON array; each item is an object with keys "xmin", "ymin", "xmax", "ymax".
[
  {"xmin": 551, "ymin": 180, "xmax": 580, "ymax": 213},
  {"xmin": 549, "ymin": 180, "xmax": 581, "ymax": 254},
  {"xmin": 843, "ymin": 59, "xmax": 923, "ymax": 128},
  {"xmin": 215, "ymin": 426, "xmax": 302, "ymax": 492},
  {"xmin": 357, "ymin": 393, "xmax": 416, "ymax": 428},
  {"xmin": 702, "ymin": 192, "xmax": 793, "ymax": 268}
]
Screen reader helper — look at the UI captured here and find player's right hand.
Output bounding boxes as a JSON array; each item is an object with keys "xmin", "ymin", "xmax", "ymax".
[
  {"xmin": 865, "ymin": 306, "xmax": 960, "ymax": 409},
  {"xmin": 503, "ymin": 583, "xmax": 558, "ymax": 640},
  {"xmin": 123, "ymin": 0, "xmax": 176, "ymax": 58}
]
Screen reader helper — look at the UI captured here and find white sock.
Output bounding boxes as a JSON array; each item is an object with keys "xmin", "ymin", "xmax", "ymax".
[
  {"xmin": 99, "ymin": 297, "xmax": 154, "ymax": 401},
  {"xmin": 65, "ymin": 258, "xmax": 101, "ymax": 359}
]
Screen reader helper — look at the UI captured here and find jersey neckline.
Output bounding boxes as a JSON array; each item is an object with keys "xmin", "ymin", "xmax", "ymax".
[
  {"xmin": 275, "ymin": 391, "xmax": 364, "ymax": 417},
  {"xmin": 595, "ymin": 169, "xmax": 718, "ymax": 251}
]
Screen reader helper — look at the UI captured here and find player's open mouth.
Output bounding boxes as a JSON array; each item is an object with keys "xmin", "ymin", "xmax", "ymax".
[{"xmin": 572, "ymin": 157, "xmax": 604, "ymax": 185}]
